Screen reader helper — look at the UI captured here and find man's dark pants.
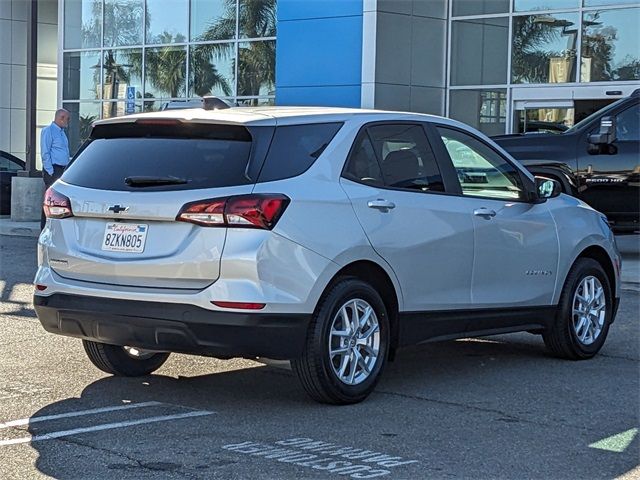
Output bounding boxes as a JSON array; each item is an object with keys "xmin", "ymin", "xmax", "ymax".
[{"xmin": 41, "ymin": 165, "xmax": 66, "ymax": 229}]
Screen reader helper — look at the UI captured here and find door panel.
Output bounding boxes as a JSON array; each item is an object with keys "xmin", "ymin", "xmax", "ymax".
[
  {"xmin": 341, "ymin": 179, "xmax": 475, "ymax": 310},
  {"xmin": 469, "ymin": 198, "xmax": 557, "ymax": 306},
  {"xmin": 341, "ymin": 123, "xmax": 474, "ymax": 311},
  {"xmin": 433, "ymin": 125, "xmax": 558, "ymax": 308}
]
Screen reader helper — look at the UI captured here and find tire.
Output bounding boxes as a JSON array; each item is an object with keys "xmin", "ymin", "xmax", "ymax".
[
  {"xmin": 543, "ymin": 258, "xmax": 613, "ymax": 360},
  {"xmin": 82, "ymin": 340, "xmax": 170, "ymax": 376},
  {"xmin": 292, "ymin": 278, "xmax": 390, "ymax": 405}
]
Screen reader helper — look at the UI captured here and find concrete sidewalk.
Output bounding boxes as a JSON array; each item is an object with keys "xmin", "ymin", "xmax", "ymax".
[
  {"xmin": 0, "ymin": 217, "xmax": 638, "ymax": 288},
  {"xmin": 616, "ymin": 234, "xmax": 640, "ymax": 290},
  {"xmin": 0, "ymin": 218, "xmax": 40, "ymax": 238}
]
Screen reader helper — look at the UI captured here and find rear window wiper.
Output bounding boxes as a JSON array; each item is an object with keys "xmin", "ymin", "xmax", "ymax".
[{"xmin": 124, "ymin": 176, "xmax": 188, "ymax": 187}]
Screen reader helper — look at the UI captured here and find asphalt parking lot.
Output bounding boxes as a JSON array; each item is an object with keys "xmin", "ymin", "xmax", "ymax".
[{"xmin": 0, "ymin": 234, "xmax": 638, "ymax": 479}]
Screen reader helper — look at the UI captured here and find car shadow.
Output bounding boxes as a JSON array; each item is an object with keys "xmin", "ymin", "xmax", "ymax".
[{"xmin": 23, "ymin": 335, "xmax": 639, "ymax": 479}]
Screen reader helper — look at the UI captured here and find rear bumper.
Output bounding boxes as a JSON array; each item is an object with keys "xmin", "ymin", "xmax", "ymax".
[{"xmin": 33, "ymin": 294, "xmax": 311, "ymax": 360}]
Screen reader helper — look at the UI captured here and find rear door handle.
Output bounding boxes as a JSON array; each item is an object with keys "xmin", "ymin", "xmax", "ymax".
[
  {"xmin": 368, "ymin": 199, "xmax": 396, "ymax": 211},
  {"xmin": 473, "ymin": 207, "xmax": 496, "ymax": 218}
]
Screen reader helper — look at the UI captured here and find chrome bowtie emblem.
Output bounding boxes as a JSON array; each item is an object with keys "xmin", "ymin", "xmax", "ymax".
[{"xmin": 107, "ymin": 204, "xmax": 129, "ymax": 214}]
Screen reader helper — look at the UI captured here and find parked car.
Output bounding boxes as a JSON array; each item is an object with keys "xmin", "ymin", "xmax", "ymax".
[
  {"xmin": 518, "ymin": 120, "xmax": 569, "ymax": 134},
  {"xmin": 493, "ymin": 89, "xmax": 640, "ymax": 232},
  {"xmin": 34, "ymin": 107, "xmax": 621, "ymax": 404},
  {"xmin": 0, "ymin": 151, "xmax": 25, "ymax": 215}
]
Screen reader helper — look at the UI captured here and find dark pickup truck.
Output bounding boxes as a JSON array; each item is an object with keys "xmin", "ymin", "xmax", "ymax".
[{"xmin": 493, "ymin": 90, "xmax": 639, "ymax": 232}]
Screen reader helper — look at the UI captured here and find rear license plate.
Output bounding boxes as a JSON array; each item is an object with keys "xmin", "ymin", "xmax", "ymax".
[{"xmin": 101, "ymin": 223, "xmax": 148, "ymax": 253}]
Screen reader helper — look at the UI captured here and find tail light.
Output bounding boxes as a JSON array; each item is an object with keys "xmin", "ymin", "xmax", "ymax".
[
  {"xmin": 177, "ymin": 194, "xmax": 290, "ymax": 230},
  {"xmin": 211, "ymin": 301, "xmax": 265, "ymax": 310},
  {"xmin": 43, "ymin": 187, "xmax": 73, "ymax": 219}
]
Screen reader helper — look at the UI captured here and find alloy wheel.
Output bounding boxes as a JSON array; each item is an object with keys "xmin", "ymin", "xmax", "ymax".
[
  {"xmin": 572, "ymin": 275, "xmax": 606, "ymax": 346},
  {"xmin": 328, "ymin": 299, "xmax": 381, "ymax": 385}
]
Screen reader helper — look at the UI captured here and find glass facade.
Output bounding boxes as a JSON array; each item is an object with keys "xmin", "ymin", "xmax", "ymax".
[
  {"xmin": 449, "ymin": 0, "xmax": 640, "ymax": 135},
  {"xmin": 62, "ymin": 0, "xmax": 276, "ymax": 153},
  {"xmin": 512, "ymin": 12, "xmax": 580, "ymax": 84},
  {"xmin": 581, "ymin": 7, "xmax": 640, "ymax": 82},
  {"xmin": 59, "ymin": 0, "xmax": 639, "ymax": 143},
  {"xmin": 450, "ymin": 90, "xmax": 508, "ymax": 136},
  {"xmin": 514, "ymin": 0, "xmax": 579, "ymax": 11}
]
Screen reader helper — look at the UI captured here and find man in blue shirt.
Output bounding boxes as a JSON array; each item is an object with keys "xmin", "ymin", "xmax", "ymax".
[{"xmin": 41, "ymin": 109, "xmax": 70, "ymax": 228}]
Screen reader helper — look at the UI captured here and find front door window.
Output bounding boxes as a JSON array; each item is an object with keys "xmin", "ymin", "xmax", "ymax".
[{"xmin": 436, "ymin": 127, "xmax": 526, "ymax": 201}]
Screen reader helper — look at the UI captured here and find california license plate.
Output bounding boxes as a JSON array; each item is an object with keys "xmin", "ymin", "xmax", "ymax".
[{"xmin": 101, "ymin": 223, "xmax": 148, "ymax": 253}]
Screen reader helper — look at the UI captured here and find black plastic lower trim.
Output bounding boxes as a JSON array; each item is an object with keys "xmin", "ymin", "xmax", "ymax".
[
  {"xmin": 398, "ymin": 306, "xmax": 558, "ymax": 347},
  {"xmin": 33, "ymin": 293, "xmax": 311, "ymax": 360}
]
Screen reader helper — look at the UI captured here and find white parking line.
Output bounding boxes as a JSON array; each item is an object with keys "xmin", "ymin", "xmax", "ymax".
[
  {"xmin": 0, "ymin": 410, "xmax": 213, "ymax": 446},
  {"xmin": 0, "ymin": 401, "xmax": 162, "ymax": 429}
]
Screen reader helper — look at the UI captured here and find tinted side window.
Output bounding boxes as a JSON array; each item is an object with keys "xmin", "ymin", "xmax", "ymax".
[
  {"xmin": 0, "ymin": 157, "xmax": 22, "ymax": 172},
  {"xmin": 437, "ymin": 126, "xmax": 525, "ymax": 201},
  {"xmin": 616, "ymin": 105, "xmax": 640, "ymax": 142},
  {"xmin": 368, "ymin": 124, "xmax": 444, "ymax": 192},
  {"xmin": 343, "ymin": 132, "xmax": 384, "ymax": 186},
  {"xmin": 257, "ymin": 123, "xmax": 343, "ymax": 182}
]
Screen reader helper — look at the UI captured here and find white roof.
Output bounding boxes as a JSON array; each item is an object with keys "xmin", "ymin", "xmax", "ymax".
[{"xmin": 93, "ymin": 105, "xmax": 454, "ymax": 128}]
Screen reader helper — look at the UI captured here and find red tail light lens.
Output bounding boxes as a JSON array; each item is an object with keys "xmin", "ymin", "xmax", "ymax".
[
  {"xmin": 177, "ymin": 194, "xmax": 289, "ymax": 230},
  {"xmin": 225, "ymin": 195, "xmax": 289, "ymax": 229},
  {"xmin": 43, "ymin": 187, "xmax": 73, "ymax": 219},
  {"xmin": 211, "ymin": 301, "xmax": 266, "ymax": 310}
]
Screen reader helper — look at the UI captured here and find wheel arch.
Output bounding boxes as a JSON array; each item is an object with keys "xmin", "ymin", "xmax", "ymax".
[
  {"xmin": 321, "ymin": 260, "xmax": 401, "ymax": 358},
  {"xmin": 563, "ymin": 245, "xmax": 617, "ymax": 303}
]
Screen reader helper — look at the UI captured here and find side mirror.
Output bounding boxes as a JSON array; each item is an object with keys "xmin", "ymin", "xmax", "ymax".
[
  {"xmin": 588, "ymin": 115, "xmax": 617, "ymax": 146},
  {"xmin": 535, "ymin": 176, "xmax": 562, "ymax": 201}
]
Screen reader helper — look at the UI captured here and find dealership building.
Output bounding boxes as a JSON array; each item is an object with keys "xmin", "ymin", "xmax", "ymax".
[{"xmin": 2, "ymin": 0, "xmax": 640, "ymax": 172}]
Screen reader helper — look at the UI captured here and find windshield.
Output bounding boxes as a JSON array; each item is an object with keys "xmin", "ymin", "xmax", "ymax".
[{"xmin": 564, "ymin": 97, "xmax": 628, "ymax": 134}]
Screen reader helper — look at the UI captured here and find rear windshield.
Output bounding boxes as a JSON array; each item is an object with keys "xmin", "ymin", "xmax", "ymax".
[{"xmin": 61, "ymin": 124, "xmax": 254, "ymax": 191}]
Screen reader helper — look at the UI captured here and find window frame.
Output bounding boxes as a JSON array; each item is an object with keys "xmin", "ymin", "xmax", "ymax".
[
  {"xmin": 255, "ymin": 122, "xmax": 345, "ymax": 184},
  {"xmin": 613, "ymin": 102, "xmax": 640, "ymax": 143},
  {"xmin": 341, "ymin": 121, "xmax": 459, "ymax": 196},
  {"xmin": 427, "ymin": 122, "xmax": 538, "ymax": 203},
  {"xmin": 582, "ymin": 99, "xmax": 640, "ymax": 142}
]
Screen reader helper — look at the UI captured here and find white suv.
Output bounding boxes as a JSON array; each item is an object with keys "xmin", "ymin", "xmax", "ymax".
[{"xmin": 34, "ymin": 107, "xmax": 621, "ymax": 404}]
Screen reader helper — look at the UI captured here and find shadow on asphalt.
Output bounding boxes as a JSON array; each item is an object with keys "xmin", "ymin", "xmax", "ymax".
[
  {"xmin": 0, "ymin": 236, "xmax": 38, "ymax": 320},
  {"xmin": 26, "ymin": 335, "xmax": 639, "ymax": 479}
]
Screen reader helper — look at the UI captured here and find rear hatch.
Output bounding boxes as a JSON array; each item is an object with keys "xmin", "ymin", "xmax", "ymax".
[{"xmin": 45, "ymin": 120, "xmax": 271, "ymax": 289}]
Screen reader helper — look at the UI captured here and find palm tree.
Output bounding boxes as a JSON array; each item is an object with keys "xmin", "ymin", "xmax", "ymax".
[
  {"xmin": 143, "ymin": 32, "xmax": 187, "ymax": 98},
  {"xmin": 196, "ymin": 0, "xmax": 276, "ymax": 103},
  {"xmin": 237, "ymin": 40, "xmax": 275, "ymax": 98},
  {"xmin": 512, "ymin": 15, "xmax": 571, "ymax": 83},
  {"xmin": 79, "ymin": 114, "xmax": 98, "ymax": 142},
  {"xmin": 190, "ymin": 46, "xmax": 233, "ymax": 97},
  {"xmin": 80, "ymin": 0, "xmax": 102, "ymax": 47},
  {"xmin": 103, "ymin": 0, "xmax": 144, "ymax": 47}
]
